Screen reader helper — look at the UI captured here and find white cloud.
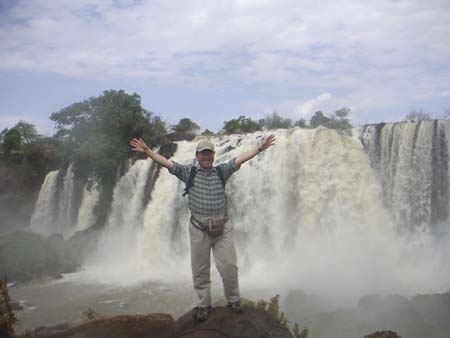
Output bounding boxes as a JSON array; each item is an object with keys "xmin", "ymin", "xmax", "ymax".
[
  {"xmin": 0, "ymin": 0, "xmax": 450, "ymax": 121},
  {"xmin": 293, "ymin": 93, "xmax": 333, "ymax": 118}
]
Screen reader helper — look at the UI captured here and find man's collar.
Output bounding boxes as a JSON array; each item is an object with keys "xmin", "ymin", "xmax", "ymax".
[{"xmin": 195, "ymin": 162, "xmax": 215, "ymax": 173}]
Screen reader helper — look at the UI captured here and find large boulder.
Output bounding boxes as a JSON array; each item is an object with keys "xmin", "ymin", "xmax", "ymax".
[
  {"xmin": 170, "ymin": 306, "xmax": 293, "ymax": 338},
  {"xmin": 0, "ymin": 231, "xmax": 78, "ymax": 282}
]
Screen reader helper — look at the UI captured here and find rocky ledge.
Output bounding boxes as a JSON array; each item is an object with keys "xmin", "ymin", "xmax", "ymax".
[
  {"xmin": 25, "ymin": 307, "xmax": 402, "ymax": 338},
  {"xmin": 30, "ymin": 307, "xmax": 293, "ymax": 338}
]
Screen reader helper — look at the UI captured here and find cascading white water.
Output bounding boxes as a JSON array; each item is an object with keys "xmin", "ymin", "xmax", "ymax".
[
  {"xmin": 29, "ymin": 169, "xmax": 60, "ymax": 236},
  {"xmin": 128, "ymin": 127, "xmax": 449, "ymax": 303},
  {"xmin": 31, "ymin": 123, "xmax": 450, "ymax": 303},
  {"xmin": 361, "ymin": 121, "xmax": 447, "ymax": 232},
  {"xmin": 73, "ymin": 179, "xmax": 100, "ymax": 234},
  {"xmin": 135, "ymin": 141, "xmax": 195, "ymax": 278},
  {"xmin": 92, "ymin": 158, "xmax": 155, "ymax": 265},
  {"xmin": 56, "ymin": 163, "xmax": 76, "ymax": 237}
]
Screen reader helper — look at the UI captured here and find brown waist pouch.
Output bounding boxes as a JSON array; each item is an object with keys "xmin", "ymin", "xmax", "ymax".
[{"xmin": 190, "ymin": 214, "xmax": 228, "ymax": 237}]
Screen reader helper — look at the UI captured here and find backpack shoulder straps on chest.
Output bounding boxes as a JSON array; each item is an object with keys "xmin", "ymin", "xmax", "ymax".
[
  {"xmin": 183, "ymin": 166, "xmax": 197, "ymax": 196},
  {"xmin": 215, "ymin": 166, "xmax": 226, "ymax": 189},
  {"xmin": 183, "ymin": 165, "xmax": 226, "ymax": 196}
]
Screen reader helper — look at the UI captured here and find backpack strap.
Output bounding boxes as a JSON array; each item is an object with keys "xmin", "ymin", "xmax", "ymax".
[
  {"xmin": 215, "ymin": 166, "xmax": 229, "ymax": 219},
  {"xmin": 183, "ymin": 166, "xmax": 198, "ymax": 196},
  {"xmin": 215, "ymin": 166, "xmax": 226, "ymax": 190},
  {"xmin": 183, "ymin": 165, "xmax": 226, "ymax": 196}
]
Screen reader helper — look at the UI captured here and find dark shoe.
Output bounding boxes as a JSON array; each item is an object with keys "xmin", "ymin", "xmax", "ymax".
[
  {"xmin": 193, "ymin": 306, "xmax": 208, "ymax": 322},
  {"xmin": 227, "ymin": 300, "xmax": 243, "ymax": 313}
]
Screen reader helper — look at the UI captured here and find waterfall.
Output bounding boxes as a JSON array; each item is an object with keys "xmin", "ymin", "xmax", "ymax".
[
  {"xmin": 126, "ymin": 127, "xmax": 449, "ymax": 300},
  {"xmin": 29, "ymin": 170, "xmax": 60, "ymax": 236},
  {"xmin": 93, "ymin": 158, "xmax": 156, "ymax": 263},
  {"xmin": 73, "ymin": 179, "xmax": 100, "ymax": 234},
  {"xmin": 31, "ymin": 122, "xmax": 450, "ymax": 300},
  {"xmin": 136, "ymin": 141, "xmax": 195, "ymax": 276},
  {"xmin": 56, "ymin": 163, "xmax": 76, "ymax": 237},
  {"xmin": 361, "ymin": 120, "xmax": 450, "ymax": 232}
]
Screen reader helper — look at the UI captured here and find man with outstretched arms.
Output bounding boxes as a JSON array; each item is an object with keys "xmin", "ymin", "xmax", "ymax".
[{"xmin": 130, "ymin": 135, "xmax": 275, "ymax": 322}]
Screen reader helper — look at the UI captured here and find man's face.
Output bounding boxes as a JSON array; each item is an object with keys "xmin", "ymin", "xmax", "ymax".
[{"xmin": 196, "ymin": 149, "xmax": 215, "ymax": 169}]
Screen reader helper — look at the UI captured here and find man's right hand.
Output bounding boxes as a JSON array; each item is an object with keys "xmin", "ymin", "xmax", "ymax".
[
  {"xmin": 129, "ymin": 138, "xmax": 174, "ymax": 170},
  {"xmin": 130, "ymin": 138, "xmax": 149, "ymax": 153}
]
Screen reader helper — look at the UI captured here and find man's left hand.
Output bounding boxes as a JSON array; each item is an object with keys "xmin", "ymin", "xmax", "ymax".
[{"xmin": 260, "ymin": 134, "xmax": 276, "ymax": 151}]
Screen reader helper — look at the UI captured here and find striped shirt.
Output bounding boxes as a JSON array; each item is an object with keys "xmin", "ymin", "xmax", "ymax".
[{"xmin": 169, "ymin": 159, "xmax": 240, "ymax": 215}]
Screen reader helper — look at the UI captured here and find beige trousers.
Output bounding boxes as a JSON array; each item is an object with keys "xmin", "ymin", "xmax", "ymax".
[{"xmin": 189, "ymin": 218, "xmax": 240, "ymax": 308}]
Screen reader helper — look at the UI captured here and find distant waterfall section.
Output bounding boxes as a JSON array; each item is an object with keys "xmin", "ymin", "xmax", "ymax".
[
  {"xmin": 94, "ymin": 158, "xmax": 157, "ymax": 262},
  {"xmin": 73, "ymin": 180, "xmax": 100, "ymax": 233},
  {"xmin": 361, "ymin": 120, "xmax": 450, "ymax": 233},
  {"xmin": 29, "ymin": 164, "xmax": 100, "ymax": 238},
  {"xmin": 29, "ymin": 169, "xmax": 60, "ymax": 236}
]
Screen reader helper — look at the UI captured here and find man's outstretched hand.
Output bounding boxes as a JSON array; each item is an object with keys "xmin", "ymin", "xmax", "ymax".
[
  {"xmin": 130, "ymin": 138, "xmax": 149, "ymax": 153},
  {"xmin": 260, "ymin": 134, "xmax": 276, "ymax": 151}
]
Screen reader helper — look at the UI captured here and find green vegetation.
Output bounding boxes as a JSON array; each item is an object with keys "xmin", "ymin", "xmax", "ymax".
[
  {"xmin": 222, "ymin": 115, "xmax": 262, "ymax": 134},
  {"xmin": 404, "ymin": 108, "xmax": 433, "ymax": 122},
  {"xmin": 0, "ymin": 120, "xmax": 53, "ymax": 174},
  {"xmin": 244, "ymin": 294, "xmax": 309, "ymax": 338},
  {"xmin": 294, "ymin": 118, "xmax": 307, "ymax": 128},
  {"xmin": 50, "ymin": 90, "xmax": 169, "ymax": 225},
  {"xmin": 259, "ymin": 112, "xmax": 293, "ymax": 129},
  {"xmin": 50, "ymin": 89, "xmax": 167, "ymax": 182},
  {"xmin": 221, "ymin": 108, "xmax": 353, "ymax": 134},
  {"xmin": 0, "ymin": 278, "xmax": 17, "ymax": 338},
  {"xmin": 201, "ymin": 129, "xmax": 215, "ymax": 136},
  {"xmin": 309, "ymin": 108, "xmax": 352, "ymax": 129},
  {"xmin": 169, "ymin": 118, "xmax": 200, "ymax": 141},
  {"xmin": 0, "ymin": 121, "xmax": 59, "ymax": 232}
]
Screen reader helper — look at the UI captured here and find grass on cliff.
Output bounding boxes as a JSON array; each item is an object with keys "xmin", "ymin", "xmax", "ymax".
[{"xmin": 244, "ymin": 294, "xmax": 309, "ymax": 338}]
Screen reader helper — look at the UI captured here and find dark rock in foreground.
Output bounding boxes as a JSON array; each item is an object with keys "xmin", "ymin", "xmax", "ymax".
[
  {"xmin": 34, "ymin": 314, "xmax": 174, "ymax": 338},
  {"xmin": 32, "ymin": 307, "xmax": 293, "ymax": 338},
  {"xmin": 364, "ymin": 331, "xmax": 401, "ymax": 338},
  {"xmin": 170, "ymin": 306, "xmax": 293, "ymax": 338}
]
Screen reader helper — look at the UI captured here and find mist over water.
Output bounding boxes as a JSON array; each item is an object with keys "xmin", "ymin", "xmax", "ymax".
[{"xmin": 29, "ymin": 123, "xmax": 450, "ymax": 308}]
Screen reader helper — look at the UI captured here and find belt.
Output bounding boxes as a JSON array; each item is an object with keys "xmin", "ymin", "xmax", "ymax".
[{"xmin": 190, "ymin": 213, "xmax": 228, "ymax": 232}]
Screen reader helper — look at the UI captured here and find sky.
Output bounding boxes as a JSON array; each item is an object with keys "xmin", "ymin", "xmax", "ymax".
[{"xmin": 1, "ymin": 0, "xmax": 450, "ymax": 135}]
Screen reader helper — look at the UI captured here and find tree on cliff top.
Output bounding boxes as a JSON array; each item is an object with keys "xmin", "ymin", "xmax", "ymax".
[
  {"xmin": 222, "ymin": 115, "xmax": 261, "ymax": 134},
  {"xmin": 50, "ymin": 89, "xmax": 167, "ymax": 181},
  {"xmin": 310, "ymin": 108, "xmax": 352, "ymax": 130},
  {"xmin": 0, "ymin": 121, "xmax": 39, "ymax": 158},
  {"xmin": 50, "ymin": 90, "xmax": 168, "ymax": 225},
  {"xmin": 170, "ymin": 118, "xmax": 200, "ymax": 141},
  {"xmin": 404, "ymin": 108, "xmax": 432, "ymax": 122},
  {"xmin": 259, "ymin": 112, "xmax": 293, "ymax": 130}
]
